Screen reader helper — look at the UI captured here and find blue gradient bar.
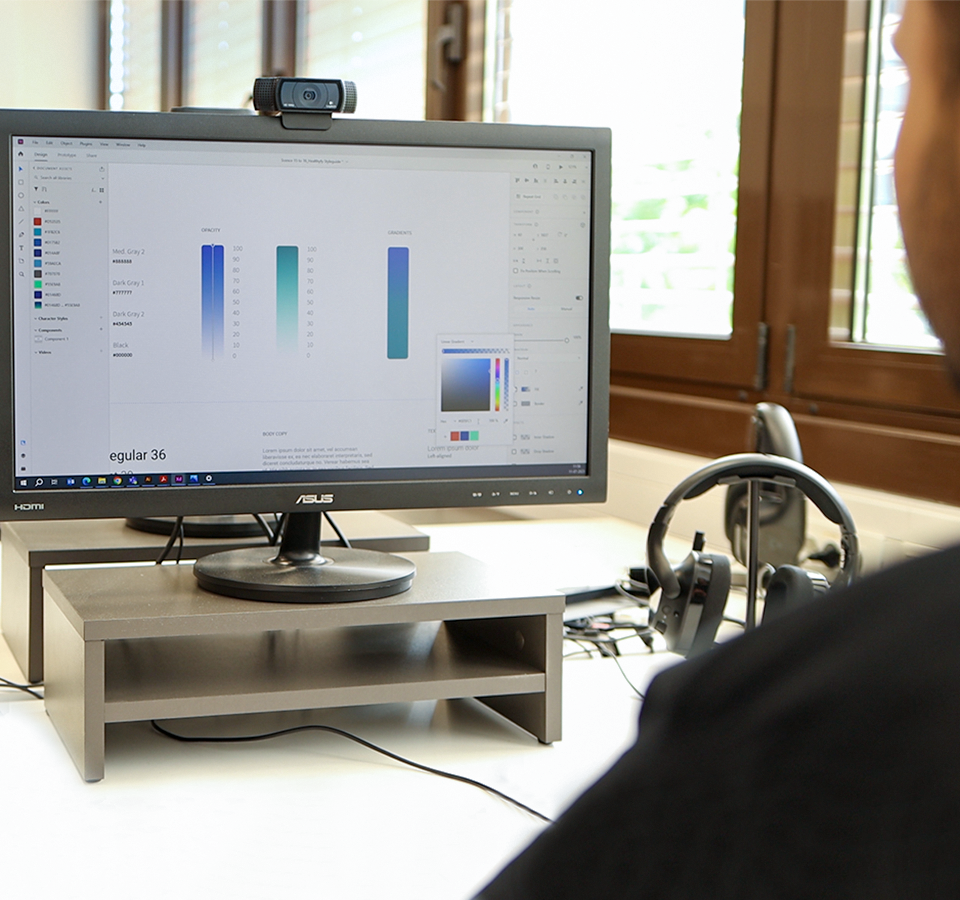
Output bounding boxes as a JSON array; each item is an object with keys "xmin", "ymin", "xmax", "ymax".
[
  {"xmin": 201, "ymin": 245, "xmax": 214, "ymax": 359},
  {"xmin": 387, "ymin": 247, "xmax": 409, "ymax": 359},
  {"xmin": 212, "ymin": 244, "xmax": 224, "ymax": 358},
  {"xmin": 276, "ymin": 246, "xmax": 298, "ymax": 352},
  {"xmin": 202, "ymin": 245, "xmax": 225, "ymax": 359}
]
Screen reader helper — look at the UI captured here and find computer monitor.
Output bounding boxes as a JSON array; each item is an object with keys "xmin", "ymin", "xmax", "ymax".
[{"xmin": 1, "ymin": 107, "xmax": 611, "ymax": 601}]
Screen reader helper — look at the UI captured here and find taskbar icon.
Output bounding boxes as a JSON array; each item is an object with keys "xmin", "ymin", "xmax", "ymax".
[
  {"xmin": 65, "ymin": 473, "xmax": 216, "ymax": 488},
  {"xmin": 24, "ymin": 472, "xmax": 218, "ymax": 489}
]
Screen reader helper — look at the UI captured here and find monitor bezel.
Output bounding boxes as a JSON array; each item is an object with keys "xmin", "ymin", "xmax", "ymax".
[{"xmin": 1, "ymin": 107, "xmax": 610, "ymax": 523}]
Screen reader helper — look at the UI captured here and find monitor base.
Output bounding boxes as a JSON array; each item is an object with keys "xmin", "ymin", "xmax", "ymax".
[{"xmin": 194, "ymin": 545, "xmax": 416, "ymax": 602}]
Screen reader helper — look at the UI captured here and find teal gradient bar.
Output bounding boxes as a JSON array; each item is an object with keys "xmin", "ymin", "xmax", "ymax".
[
  {"xmin": 387, "ymin": 247, "xmax": 409, "ymax": 359},
  {"xmin": 276, "ymin": 246, "xmax": 298, "ymax": 352}
]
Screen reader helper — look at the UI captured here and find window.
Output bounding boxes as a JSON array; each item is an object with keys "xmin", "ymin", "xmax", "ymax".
[
  {"xmin": 108, "ymin": 0, "xmax": 162, "ymax": 111},
  {"xmin": 105, "ymin": 0, "xmax": 430, "ymax": 117},
  {"xmin": 833, "ymin": 0, "xmax": 933, "ymax": 350},
  {"xmin": 185, "ymin": 0, "xmax": 263, "ymax": 109},
  {"xmin": 772, "ymin": 1, "xmax": 958, "ymax": 414},
  {"xmin": 494, "ymin": 0, "xmax": 745, "ymax": 339},
  {"xmin": 606, "ymin": 0, "xmax": 960, "ymax": 505},
  {"xmin": 302, "ymin": 0, "xmax": 426, "ymax": 120},
  {"xmin": 78, "ymin": 0, "xmax": 960, "ymax": 503}
]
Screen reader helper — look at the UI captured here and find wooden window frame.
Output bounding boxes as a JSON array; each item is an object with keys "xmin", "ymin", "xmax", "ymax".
[
  {"xmin": 769, "ymin": 1, "xmax": 960, "ymax": 416},
  {"xmin": 611, "ymin": 0, "xmax": 960, "ymax": 505},
  {"xmin": 611, "ymin": 0, "xmax": 776, "ymax": 394}
]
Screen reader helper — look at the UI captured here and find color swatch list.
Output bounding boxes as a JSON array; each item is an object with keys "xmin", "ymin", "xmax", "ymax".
[{"xmin": 33, "ymin": 218, "xmax": 42, "ymax": 308}]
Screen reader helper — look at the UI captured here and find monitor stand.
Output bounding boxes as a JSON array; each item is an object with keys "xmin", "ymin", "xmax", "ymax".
[{"xmin": 193, "ymin": 511, "xmax": 416, "ymax": 603}]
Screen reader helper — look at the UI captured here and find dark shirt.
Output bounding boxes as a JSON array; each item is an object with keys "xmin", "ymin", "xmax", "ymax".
[{"xmin": 477, "ymin": 544, "xmax": 960, "ymax": 899}]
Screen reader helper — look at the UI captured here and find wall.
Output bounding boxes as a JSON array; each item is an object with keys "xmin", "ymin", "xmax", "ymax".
[{"xmin": 0, "ymin": 1, "xmax": 101, "ymax": 109}]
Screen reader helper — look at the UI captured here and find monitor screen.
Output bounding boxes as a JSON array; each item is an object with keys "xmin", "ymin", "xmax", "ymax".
[{"xmin": 1, "ymin": 108, "xmax": 610, "ymax": 587}]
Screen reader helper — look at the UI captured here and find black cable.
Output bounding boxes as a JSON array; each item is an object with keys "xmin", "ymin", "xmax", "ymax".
[
  {"xmin": 607, "ymin": 653, "xmax": 646, "ymax": 700},
  {"xmin": 569, "ymin": 631, "xmax": 621, "ymax": 657},
  {"xmin": 564, "ymin": 610, "xmax": 663, "ymax": 698},
  {"xmin": 175, "ymin": 519, "xmax": 186, "ymax": 564},
  {"xmin": 0, "ymin": 675, "xmax": 43, "ymax": 700},
  {"xmin": 153, "ymin": 514, "xmax": 279, "ymax": 565},
  {"xmin": 805, "ymin": 542, "xmax": 842, "ymax": 570},
  {"xmin": 151, "ymin": 719, "xmax": 552, "ymax": 824},
  {"xmin": 562, "ymin": 632, "xmax": 648, "ymax": 698},
  {"xmin": 564, "ymin": 616, "xmax": 655, "ymax": 650},
  {"xmin": 564, "ymin": 639, "xmax": 601, "ymax": 659},
  {"xmin": 252, "ymin": 513, "xmax": 276, "ymax": 542},
  {"xmin": 323, "ymin": 511, "xmax": 352, "ymax": 549},
  {"xmin": 614, "ymin": 579, "xmax": 652, "ymax": 605},
  {"xmin": 155, "ymin": 515, "xmax": 185, "ymax": 565}
]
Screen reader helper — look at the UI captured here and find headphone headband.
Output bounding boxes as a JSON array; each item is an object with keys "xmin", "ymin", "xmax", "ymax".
[{"xmin": 648, "ymin": 453, "xmax": 858, "ymax": 600}]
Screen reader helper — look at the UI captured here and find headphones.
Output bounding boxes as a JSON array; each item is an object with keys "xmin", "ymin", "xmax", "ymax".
[{"xmin": 646, "ymin": 453, "xmax": 859, "ymax": 657}]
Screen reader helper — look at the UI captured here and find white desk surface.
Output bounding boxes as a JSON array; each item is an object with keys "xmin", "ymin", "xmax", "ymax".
[{"xmin": 0, "ymin": 515, "xmax": 687, "ymax": 900}]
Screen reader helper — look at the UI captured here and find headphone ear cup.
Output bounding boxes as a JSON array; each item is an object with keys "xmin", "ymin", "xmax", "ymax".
[
  {"xmin": 688, "ymin": 552, "xmax": 731, "ymax": 657},
  {"xmin": 648, "ymin": 552, "xmax": 731, "ymax": 657},
  {"xmin": 762, "ymin": 564, "xmax": 830, "ymax": 624}
]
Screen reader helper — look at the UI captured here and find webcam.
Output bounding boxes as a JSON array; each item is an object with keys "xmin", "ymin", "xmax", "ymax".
[{"xmin": 253, "ymin": 77, "xmax": 357, "ymax": 115}]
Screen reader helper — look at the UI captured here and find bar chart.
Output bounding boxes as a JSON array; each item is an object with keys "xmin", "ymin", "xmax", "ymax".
[
  {"xmin": 387, "ymin": 246, "xmax": 409, "ymax": 359},
  {"xmin": 276, "ymin": 245, "xmax": 298, "ymax": 353},
  {"xmin": 199, "ymin": 241, "xmax": 414, "ymax": 362},
  {"xmin": 200, "ymin": 244, "xmax": 224, "ymax": 360}
]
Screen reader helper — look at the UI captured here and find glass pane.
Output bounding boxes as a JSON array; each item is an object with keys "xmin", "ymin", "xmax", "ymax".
[
  {"xmin": 839, "ymin": 0, "xmax": 937, "ymax": 350},
  {"xmin": 186, "ymin": 0, "xmax": 263, "ymax": 110},
  {"xmin": 303, "ymin": 1, "xmax": 426, "ymax": 121},
  {"xmin": 489, "ymin": 0, "xmax": 744, "ymax": 338},
  {"xmin": 107, "ymin": 0, "xmax": 162, "ymax": 111}
]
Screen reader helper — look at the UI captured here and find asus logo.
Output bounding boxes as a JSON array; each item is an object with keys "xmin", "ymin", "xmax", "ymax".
[
  {"xmin": 14, "ymin": 503, "xmax": 44, "ymax": 511},
  {"xmin": 296, "ymin": 493, "xmax": 334, "ymax": 505}
]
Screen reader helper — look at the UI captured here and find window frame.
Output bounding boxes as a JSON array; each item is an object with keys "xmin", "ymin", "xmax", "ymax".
[
  {"xmin": 105, "ymin": 0, "xmax": 486, "ymax": 119},
  {"xmin": 611, "ymin": 0, "xmax": 960, "ymax": 506},
  {"xmin": 768, "ymin": 0, "xmax": 960, "ymax": 416},
  {"xmin": 610, "ymin": 0, "xmax": 776, "ymax": 394}
]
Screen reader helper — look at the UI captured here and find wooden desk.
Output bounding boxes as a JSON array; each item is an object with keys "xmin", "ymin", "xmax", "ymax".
[{"xmin": 42, "ymin": 552, "xmax": 563, "ymax": 781}]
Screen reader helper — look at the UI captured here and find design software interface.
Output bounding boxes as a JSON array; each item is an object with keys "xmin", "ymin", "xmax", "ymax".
[{"xmin": 11, "ymin": 135, "xmax": 594, "ymax": 489}]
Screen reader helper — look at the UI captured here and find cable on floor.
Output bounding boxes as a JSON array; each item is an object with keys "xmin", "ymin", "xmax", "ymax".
[
  {"xmin": 0, "ymin": 676, "xmax": 43, "ymax": 700},
  {"xmin": 151, "ymin": 718, "xmax": 553, "ymax": 824}
]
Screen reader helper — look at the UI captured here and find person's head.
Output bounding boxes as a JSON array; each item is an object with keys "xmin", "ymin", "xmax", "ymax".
[{"xmin": 894, "ymin": 0, "xmax": 960, "ymax": 381}]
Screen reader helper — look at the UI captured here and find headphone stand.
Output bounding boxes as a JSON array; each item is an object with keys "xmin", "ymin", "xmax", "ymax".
[
  {"xmin": 646, "ymin": 453, "xmax": 859, "ymax": 657},
  {"xmin": 745, "ymin": 478, "xmax": 761, "ymax": 631}
]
